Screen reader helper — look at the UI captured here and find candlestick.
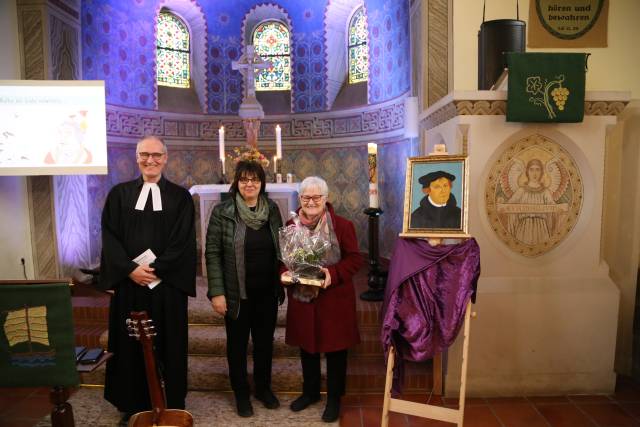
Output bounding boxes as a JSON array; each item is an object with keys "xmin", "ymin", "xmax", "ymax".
[
  {"xmin": 218, "ymin": 126, "xmax": 225, "ymax": 161},
  {"xmin": 275, "ymin": 125, "xmax": 282, "ymax": 159},
  {"xmin": 368, "ymin": 143, "xmax": 379, "ymax": 209},
  {"xmin": 273, "ymin": 156, "xmax": 277, "ymax": 174}
]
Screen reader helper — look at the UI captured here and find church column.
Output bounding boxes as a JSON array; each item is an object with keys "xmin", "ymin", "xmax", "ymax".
[{"xmin": 17, "ymin": 0, "xmax": 90, "ymax": 278}]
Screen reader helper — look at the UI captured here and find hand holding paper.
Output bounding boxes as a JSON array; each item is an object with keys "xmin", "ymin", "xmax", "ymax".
[{"xmin": 132, "ymin": 249, "xmax": 162, "ymax": 289}]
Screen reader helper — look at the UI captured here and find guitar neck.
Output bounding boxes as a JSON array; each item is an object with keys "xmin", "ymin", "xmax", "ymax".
[
  {"xmin": 141, "ymin": 338, "xmax": 166, "ymax": 412},
  {"xmin": 131, "ymin": 311, "xmax": 166, "ymax": 413}
]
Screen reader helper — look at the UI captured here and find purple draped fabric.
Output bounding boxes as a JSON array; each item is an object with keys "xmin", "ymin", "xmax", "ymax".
[{"xmin": 381, "ymin": 238, "xmax": 480, "ymax": 393}]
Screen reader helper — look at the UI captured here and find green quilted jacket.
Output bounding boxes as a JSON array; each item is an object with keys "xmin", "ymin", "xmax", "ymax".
[{"xmin": 204, "ymin": 195, "xmax": 283, "ymax": 319}]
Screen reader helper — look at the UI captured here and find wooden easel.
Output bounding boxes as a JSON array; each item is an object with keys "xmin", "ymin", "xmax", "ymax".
[
  {"xmin": 386, "ymin": 138, "xmax": 474, "ymax": 423},
  {"xmin": 381, "ymin": 302, "xmax": 473, "ymax": 427}
]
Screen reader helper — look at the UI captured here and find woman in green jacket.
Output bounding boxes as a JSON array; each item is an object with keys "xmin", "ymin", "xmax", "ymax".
[{"xmin": 205, "ymin": 160, "xmax": 283, "ymax": 417}]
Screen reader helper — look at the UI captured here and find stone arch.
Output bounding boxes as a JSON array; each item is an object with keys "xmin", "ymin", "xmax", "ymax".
[
  {"xmin": 154, "ymin": 0, "xmax": 208, "ymax": 113},
  {"xmin": 240, "ymin": 4, "xmax": 294, "ymax": 113},
  {"xmin": 324, "ymin": 0, "xmax": 366, "ymax": 109}
]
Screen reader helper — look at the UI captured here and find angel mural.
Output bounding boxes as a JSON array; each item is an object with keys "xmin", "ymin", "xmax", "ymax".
[
  {"xmin": 486, "ymin": 134, "xmax": 582, "ymax": 257},
  {"xmin": 497, "ymin": 156, "xmax": 570, "ymax": 246}
]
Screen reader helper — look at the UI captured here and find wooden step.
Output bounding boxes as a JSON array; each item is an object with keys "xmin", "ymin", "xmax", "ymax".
[
  {"xmin": 81, "ymin": 354, "xmax": 432, "ymax": 393},
  {"xmin": 187, "ymin": 325, "xmax": 384, "ymax": 358}
]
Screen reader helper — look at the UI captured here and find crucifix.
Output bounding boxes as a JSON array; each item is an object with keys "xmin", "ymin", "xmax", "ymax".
[
  {"xmin": 232, "ymin": 44, "xmax": 272, "ymax": 147},
  {"xmin": 232, "ymin": 45, "xmax": 272, "ymax": 105}
]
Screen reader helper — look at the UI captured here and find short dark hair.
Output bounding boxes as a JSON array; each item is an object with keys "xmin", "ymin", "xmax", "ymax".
[{"xmin": 229, "ymin": 160, "xmax": 266, "ymax": 196}]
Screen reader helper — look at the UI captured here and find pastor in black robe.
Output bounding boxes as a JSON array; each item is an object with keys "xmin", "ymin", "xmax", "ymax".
[
  {"xmin": 410, "ymin": 193, "xmax": 461, "ymax": 229},
  {"xmin": 99, "ymin": 175, "xmax": 196, "ymax": 413}
]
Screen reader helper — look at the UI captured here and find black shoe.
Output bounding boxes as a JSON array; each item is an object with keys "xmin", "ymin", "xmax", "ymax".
[
  {"xmin": 255, "ymin": 389, "xmax": 280, "ymax": 409},
  {"xmin": 290, "ymin": 393, "xmax": 321, "ymax": 412},
  {"xmin": 321, "ymin": 397, "xmax": 341, "ymax": 423},
  {"xmin": 235, "ymin": 397, "xmax": 254, "ymax": 417}
]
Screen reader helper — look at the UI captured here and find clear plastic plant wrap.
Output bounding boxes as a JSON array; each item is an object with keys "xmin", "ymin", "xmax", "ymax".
[{"xmin": 279, "ymin": 212, "xmax": 331, "ymax": 287}]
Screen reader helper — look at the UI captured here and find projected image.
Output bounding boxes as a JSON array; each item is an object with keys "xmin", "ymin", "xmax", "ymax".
[
  {"xmin": 44, "ymin": 111, "xmax": 92, "ymax": 165},
  {"xmin": 0, "ymin": 81, "xmax": 107, "ymax": 176}
]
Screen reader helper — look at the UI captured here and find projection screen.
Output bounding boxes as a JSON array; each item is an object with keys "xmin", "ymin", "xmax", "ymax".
[{"xmin": 0, "ymin": 80, "xmax": 107, "ymax": 176}]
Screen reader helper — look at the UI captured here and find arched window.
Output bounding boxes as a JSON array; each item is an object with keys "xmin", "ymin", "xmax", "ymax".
[
  {"xmin": 156, "ymin": 12, "xmax": 190, "ymax": 88},
  {"xmin": 252, "ymin": 21, "xmax": 291, "ymax": 91},
  {"xmin": 348, "ymin": 7, "xmax": 368, "ymax": 84}
]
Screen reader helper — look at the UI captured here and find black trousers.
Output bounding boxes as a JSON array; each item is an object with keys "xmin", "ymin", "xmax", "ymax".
[
  {"xmin": 300, "ymin": 348, "xmax": 348, "ymax": 399},
  {"xmin": 224, "ymin": 290, "xmax": 278, "ymax": 399}
]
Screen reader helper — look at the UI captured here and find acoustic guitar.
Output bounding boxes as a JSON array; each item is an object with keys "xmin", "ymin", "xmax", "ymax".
[{"xmin": 126, "ymin": 311, "xmax": 193, "ymax": 427}]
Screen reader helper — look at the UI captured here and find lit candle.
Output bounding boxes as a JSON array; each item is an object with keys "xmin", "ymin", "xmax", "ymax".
[
  {"xmin": 219, "ymin": 126, "xmax": 225, "ymax": 175},
  {"xmin": 368, "ymin": 143, "xmax": 379, "ymax": 209},
  {"xmin": 218, "ymin": 126, "xmax": 225, "ymax": 160},
  {"xmin": 275, "ymin": 124, "xmax": 282, "ymax": 159},
  {"xmin": 273, "ymin": 155, "xmax": 277, "ymax": 174}
]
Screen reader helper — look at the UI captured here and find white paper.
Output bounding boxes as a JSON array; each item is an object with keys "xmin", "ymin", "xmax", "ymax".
[{"xmin": 133, "ymin": 249, "xmax": 161, "ymax": 289}]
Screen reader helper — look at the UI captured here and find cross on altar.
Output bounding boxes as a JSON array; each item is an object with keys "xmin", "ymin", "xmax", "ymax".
[{"xmin": 232, "ymin": 45, "xmax": 272, "ymax": 101}]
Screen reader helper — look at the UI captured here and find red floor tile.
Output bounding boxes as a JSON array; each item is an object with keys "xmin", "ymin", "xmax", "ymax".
[
  {"xmin": 405, "ymin": 414, "xmax": 451, "ymax": 427},
  {"xmin": 620, "ymin": 402, "xmax": 640, "ymax": 420},
  {"xmin": 527, "ymin": 395, "xmax": 570, "ymax": 405},
  {"xmin": 490, "ymin": 402, "xmax": 550, "ymax": 427},
  {"xmin": 360, "ymin": 395, "xmax": 385, "ymax": 407},
  {"xmin": 462, "ymin": 405, "xmax": 501, "ymax": 427},
  {"xmin": 577, "ymin": 402, "xmax": 639, "ymax": 427},
  {"xmin": 536, "ymin": 403, "xmax": 597, "ymax": 426},
  {"xmin": 340, "ymin": 406, "xmax": 362, "ymax": 427},
  {"xmin": 568, "ymin": 394, "xmax": 612, "ymax": 403}
]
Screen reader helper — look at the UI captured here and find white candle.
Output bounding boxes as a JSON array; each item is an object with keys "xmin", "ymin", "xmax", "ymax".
[
  {"xmin": 275, "ymin": 125, "xmax": 282, "ymax": 159},
  {"xmin": 218, "ymin": 126, "xmax": 225, "ymax": 161},
  {"xmin": 273, "ymin": 156, "xmax": 277, "ymax": 174},
  {"xmin": 368, "ymin": 143, "xmax": 379, "ymax": 208}
]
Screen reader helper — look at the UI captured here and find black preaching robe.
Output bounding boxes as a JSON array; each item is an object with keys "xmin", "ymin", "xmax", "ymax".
[
  {"xmin": 99, "ymin": 176, "xmax": 196, "ymax": 413},
  {"xmin": 410, "ymin": 194, "xmax": 461, "ymax": 229}
]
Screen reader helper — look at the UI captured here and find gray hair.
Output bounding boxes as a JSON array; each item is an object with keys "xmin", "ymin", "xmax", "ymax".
[
  {"xmin": 299, "ymin": 176, "xmax": 329, "ymax": 196},
  {"xmin": 136, "ymin": 135, "xmax": 168, "ymax": 155}
]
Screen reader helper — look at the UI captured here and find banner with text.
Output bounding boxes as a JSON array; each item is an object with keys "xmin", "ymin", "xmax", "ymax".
[{"xmin": 528, "ymin": 0, "xmax": 608, "ymax": 48}]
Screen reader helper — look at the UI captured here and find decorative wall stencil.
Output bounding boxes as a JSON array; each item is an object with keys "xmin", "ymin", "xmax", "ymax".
[
  {"xmin": 105, "ymin": 97, "xmax": 404, "ymax": 140},
  {"xmin": 21, "ymin": 10, "xmax": 45, "ymax": 80},
  {"xmin": 485, "ymin": 133, "xmax": 583, "ymax": 257},
  {"xmin": 49, "ymin": 15, "xmax": 80, "ymax": 80}
]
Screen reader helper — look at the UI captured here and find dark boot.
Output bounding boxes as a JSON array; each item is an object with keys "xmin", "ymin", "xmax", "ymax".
[
  {"xmin": 235, "ymin": 395, "xmax": 253, "ymax": 417},
  {"xmin": 290, "ymin": 393, "xmax": 321, "ymax": 412},
  {"xmin": 255, "ymin": 388, "xmax": 280, "ymax": 409},
  {"xmin": 322, "ymin": 396, "xmax": 341, "ymax": 422}
]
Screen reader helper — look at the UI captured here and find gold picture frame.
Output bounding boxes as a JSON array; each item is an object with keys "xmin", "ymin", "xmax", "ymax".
[{"xmin": 400, "ymin": 155, "xmax": 470, "ymax": 238}]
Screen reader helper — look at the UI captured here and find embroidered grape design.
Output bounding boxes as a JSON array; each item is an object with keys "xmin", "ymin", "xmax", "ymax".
[{"xmin": 551, "ymin": 87, "xmax": 570, "ymax": 111}]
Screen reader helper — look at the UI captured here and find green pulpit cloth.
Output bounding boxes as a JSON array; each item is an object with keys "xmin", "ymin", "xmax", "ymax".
[
  {"xmin": 0, "ymin": 282, "xmax": 79, "ymax": 387},
  {"xmin": 506, "ymin": 53, "xmax": 589, "ymax": 123}
]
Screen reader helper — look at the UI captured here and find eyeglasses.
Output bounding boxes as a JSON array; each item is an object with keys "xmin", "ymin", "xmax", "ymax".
[
  {"xmin": 239, "ymin": 177, "xmax": 261, "ymax": 184},
  {"xmin": 137, "ymin": 152, "xmax": 165, "ymax": 161},
  {"xmin": 300, "ymin": 195, "xmax": 324, "ymax": 203}
]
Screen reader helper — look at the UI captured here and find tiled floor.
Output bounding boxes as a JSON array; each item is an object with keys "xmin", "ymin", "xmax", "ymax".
[{"xmin": 3, "ymin": 376, "xmax": 640, "ymax": 426}]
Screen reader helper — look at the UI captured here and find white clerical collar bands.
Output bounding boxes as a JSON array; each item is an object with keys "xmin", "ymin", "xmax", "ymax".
[
  {"xmin": 428, "ymin": 196, "xmax": 447, "ymax": 208},
  {"xmin": 135, "ymin": 182, "xmax": 163, "ymax": 211}
]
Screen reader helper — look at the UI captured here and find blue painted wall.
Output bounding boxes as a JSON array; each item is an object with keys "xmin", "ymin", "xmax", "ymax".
[
  {"xmin": 366, "ymin": 0, "xmax": 411, "ymax": 103},
  {"xmin": 81, "ymin": 0, "xmax": 409, "ymax": 113}
]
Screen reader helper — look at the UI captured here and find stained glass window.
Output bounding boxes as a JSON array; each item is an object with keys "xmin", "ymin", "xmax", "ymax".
[
  {"xmin": 252, "ymin": 21, "xmax": 291, "ymax": 91},
  {"xmin": 156, "ymin": 12, "xmax": 190, "ymax": 88},
  {"xmin": 348, "ymin": 7, "xmax": 368, "ymax": 84}
]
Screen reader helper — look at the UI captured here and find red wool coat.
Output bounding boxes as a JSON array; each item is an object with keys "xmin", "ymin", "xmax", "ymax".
[{"xmin": 284, "ymin": 204, "xmax": 363, "ymax": 354}]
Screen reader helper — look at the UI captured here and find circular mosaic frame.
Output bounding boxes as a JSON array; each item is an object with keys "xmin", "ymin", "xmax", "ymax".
[{"xmin": 485, "ymin": 133, "xmax": 583, "ymax": 257}]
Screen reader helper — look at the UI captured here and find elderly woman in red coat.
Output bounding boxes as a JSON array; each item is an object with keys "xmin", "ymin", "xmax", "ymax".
[{"xmin": 283, "ymin": 176, "xmax": 362, "ymax": 423}]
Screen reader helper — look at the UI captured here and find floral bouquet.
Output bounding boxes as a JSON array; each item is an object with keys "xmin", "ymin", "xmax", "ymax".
[
  {"xmin": 279, "ymin": 213, "xmax": 331, "ymax": 295},
  {"xmin": 229, "ymin": 144, "xmax": 270, "ymax": 169}
]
